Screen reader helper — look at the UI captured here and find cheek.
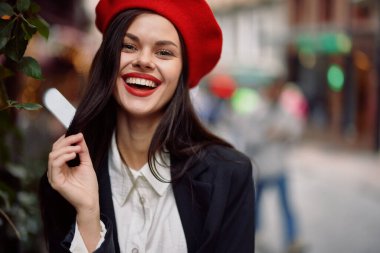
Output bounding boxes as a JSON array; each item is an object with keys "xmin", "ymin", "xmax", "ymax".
[
  {"xmin": 167, "ymin": 69, "xmax": 181, "ymax": 93},
  {"xmin": 168, "ymin": 63, "xmax": 182, "ymax": 84},
  {"xmin": 113, "ymin": 80, "xmax": 124, "ymax": 102},
  {"xmin": 119, "ymin": 53, "xmax": 131, "ymax": 69}
]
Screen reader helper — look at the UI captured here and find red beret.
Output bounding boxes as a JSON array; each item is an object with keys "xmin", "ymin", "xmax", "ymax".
[{"xmin": 95, "ymin": 0, "xmax": 222, "ymax": 88}]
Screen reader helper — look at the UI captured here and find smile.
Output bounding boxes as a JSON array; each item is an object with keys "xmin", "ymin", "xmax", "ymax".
[{"xmin": 122, "ymin": 73, "xmax": 162, "ymax": 97}]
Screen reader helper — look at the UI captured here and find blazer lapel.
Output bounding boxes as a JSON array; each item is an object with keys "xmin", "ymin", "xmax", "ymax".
[
  {"xmin": 171, "ymin": 156, "xmax": 212, "ymax": 253},
  {"xmin": 97, "ymin": 156, "xmax": 121, "ymax": 253}
]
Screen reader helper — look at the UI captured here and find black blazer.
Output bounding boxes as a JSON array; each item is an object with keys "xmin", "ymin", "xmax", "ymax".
[{"xmin": 41, "ymin": 145, "xmax": 255, "ymax": 253}]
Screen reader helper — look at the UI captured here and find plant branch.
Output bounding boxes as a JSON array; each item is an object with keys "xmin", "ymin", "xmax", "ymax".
[{"xmin": 0, "ymin": 208, "xmax": 21, "ymax": 240}]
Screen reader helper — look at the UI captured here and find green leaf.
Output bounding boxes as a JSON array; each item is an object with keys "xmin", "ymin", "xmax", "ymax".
[
  {"xmin": 0, "ymin": 37, "xmax": 7, "ymax": 49},
  {"xmin": 28, "ymin": 16, "xmax": 49, "ymax": 39},
  {"xmin": 0, "ymin": 19, "xmax": 15, "ymax": 49},
  {"xmin": 8, "ymin": 100, "xmax": 43, "ymax": 110},
  {"xmin": 19, "ymin": 103, "xmax": 43, "ymax": 110},
  {"xmin": 17, "ymin": 0, "xmax": 31, "ymax": 12},
  {"xmin": 21, "ymin": 22, "xmax": 31, "ymax": 40},
  {"xmin": 21, "ymin": 20, "xmax": 37, "ymax": 40},
  {"xmin": 0, "ymin": 19, "xmax": 14, "ymax": 36},
  {"xmin": 19, "ymin": 56, "xmax": 42, "ymax": 79},
  {"xmin": 8, "ymin": 100, "xmax": 18, "ymax": 106},
  {"xmin": 0, "ymin": 3, "xmax": 14, "ymax": 16},
  {"xmin": 4, "ymin": 22, "xmax": 28, "ymax": 62},
  {"xmin": 28, "ymin": 2, "xmax": 40, "ymax": 14}
]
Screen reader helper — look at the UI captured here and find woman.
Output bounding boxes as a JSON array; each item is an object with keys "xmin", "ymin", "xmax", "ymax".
[{"xmin": 40, "ymin": 0, "xmax": 255, "ymax": 252}]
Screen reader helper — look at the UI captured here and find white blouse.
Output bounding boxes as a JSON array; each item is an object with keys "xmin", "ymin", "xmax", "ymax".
[{"xmin": 70, "ymin": 133, "xmax": 187, "ymax": 253}]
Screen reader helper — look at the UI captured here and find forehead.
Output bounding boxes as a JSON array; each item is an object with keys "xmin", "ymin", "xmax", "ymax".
[{"xmin": 126, "ymin": 13, "xmax": 180, "ymax": 41}]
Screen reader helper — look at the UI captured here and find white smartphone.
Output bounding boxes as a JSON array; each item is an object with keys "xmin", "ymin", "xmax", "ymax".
[{"xmin": 43, "ymin": 88, "xmax": 76, "ymax": 129}]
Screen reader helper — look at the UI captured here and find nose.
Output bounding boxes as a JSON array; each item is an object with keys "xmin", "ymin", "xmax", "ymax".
[{"xmin": 132, "ymin": 50, "xmax": 155, "ymax": 70}]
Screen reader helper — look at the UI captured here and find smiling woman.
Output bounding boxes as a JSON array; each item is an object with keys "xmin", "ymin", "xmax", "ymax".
[{"xmin": 39, "ymin": 1, "xmax": 256, "ymax": 253}]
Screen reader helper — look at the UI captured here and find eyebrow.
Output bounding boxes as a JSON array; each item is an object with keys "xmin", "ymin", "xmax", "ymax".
[{"xmin": 125, "ymin": 33, "xmax": 179, "ymax": 48}]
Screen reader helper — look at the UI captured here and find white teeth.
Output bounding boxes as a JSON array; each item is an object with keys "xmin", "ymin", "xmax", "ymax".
[{"xmin": 125, "ymin": 77, "xmax": 157, "ymax": 88}]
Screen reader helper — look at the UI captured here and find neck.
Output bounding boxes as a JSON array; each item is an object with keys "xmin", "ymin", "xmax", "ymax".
[{"xmin": 115, "ymin": 110, "xmax": 161, "ymax": 170}]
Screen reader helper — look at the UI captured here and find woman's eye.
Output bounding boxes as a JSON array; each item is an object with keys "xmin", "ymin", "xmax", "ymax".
[
  {"xmin": 122, "ymin": 43, "xmax": 136, "ymax": 52},
  {"xmin": 157, "ymin": 49, "xmax": 174, "ymax": 57}
]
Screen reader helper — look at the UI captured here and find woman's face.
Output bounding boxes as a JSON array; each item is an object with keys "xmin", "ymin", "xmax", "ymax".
[{"xmin": 113, "ymin": 13, "xmax": 183, "ymax": 118}]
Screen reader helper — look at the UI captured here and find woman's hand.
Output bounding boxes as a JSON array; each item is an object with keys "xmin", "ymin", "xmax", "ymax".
[
  {"xmin": 48, "ymin": 133, "xmax": 98, "ymax": 212},
  {"xmin": 48, "ymin": 133, "xmax": 101, "ymax": 251}
]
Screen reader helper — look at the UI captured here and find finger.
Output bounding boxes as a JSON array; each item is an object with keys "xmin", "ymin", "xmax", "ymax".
[
  {"xmin": 47, "ymin": 162, "xmax": 52, "ymax": 185},
  {"xmin": 49, "ymin": 145, "xmax": 82, "ymax": 161},
  {"xmin": 76, "ymin": 133, "xmax": 93, "ymax": 166},
  {"xmin": 52, "ymin": 133, "xmax": 83, "ymax": 151},
  {"xmin": 48, "ymin": 134, "xmax": 79, "ymax": 187},
  {"xmin": 48, "ymin": 135, "xmax": 65, "ymax": 176},
  {"xmin": 51, "ymin": 152, "xmax": 77, "ymax": 169},
  {"xmin": 50, "ymin": 152, "xmax": 77, "ymax": 187},
  {"xmin": 47, "ymin": 152, "xmax": 56, "ymax": 185},
  {"xmin": 48, "ymin": 144, "xmax": 81, "ymax": 182}
]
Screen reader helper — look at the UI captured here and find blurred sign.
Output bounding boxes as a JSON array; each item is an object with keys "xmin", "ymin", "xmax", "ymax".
[
  {"xmin": 296, "ymin": 32, "xmax": 352, "ymax": 55},
  {"xmin": 229, "ymin": 67, "xmax": 274, "ymax": 87}
]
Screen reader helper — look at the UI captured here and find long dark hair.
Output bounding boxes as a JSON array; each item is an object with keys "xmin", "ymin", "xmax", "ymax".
[{"xmin": 40, "ymin": 9, "xmax": 232, "ymax": 247}]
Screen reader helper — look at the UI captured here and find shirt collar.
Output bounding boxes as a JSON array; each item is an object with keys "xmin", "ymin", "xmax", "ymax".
[
  {"xmin": 108, "ymin": 132, "xmax": 171, "ymax": 205},
  {"xmin": 137, "ymin": 154, "xmax": 171, "ymax": 196}
]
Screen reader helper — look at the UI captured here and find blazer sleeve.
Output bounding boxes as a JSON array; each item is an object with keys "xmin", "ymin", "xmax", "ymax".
[
  {"xmin": 58, "ymin": 215, "xmax": 116, "ymax": 253},
  {"xmin": 214, "ymin": 158, "xmax": 255, "ymax": 253}
]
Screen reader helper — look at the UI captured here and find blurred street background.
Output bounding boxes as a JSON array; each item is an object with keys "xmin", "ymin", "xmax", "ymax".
[{"xmin": 0, "ymin": 0, "xmax": 379, "ymax": 252}]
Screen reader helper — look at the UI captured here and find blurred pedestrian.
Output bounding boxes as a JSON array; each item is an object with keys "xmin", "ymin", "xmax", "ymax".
[
  {"xmin": 39, "ymin": 1, "xmax": 255, "ymax": 253},
  {"xmin": 249, "ymin": 78, "xmax": 306, "ymax": 253}
]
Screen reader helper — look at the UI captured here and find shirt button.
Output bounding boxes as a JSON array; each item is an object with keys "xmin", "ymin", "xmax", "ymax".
[
  {"xmin": 140, "ymin": 196, "xmax": 145, "ymax": 204},
  {"xmin": 132, "ymin": 248, "xmax": 139, "ymax": 253}
]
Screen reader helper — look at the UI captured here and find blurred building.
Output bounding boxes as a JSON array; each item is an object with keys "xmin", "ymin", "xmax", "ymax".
[
  {"xmin": 210, "ymin": 0, "xmax": 289, "ymax": 87},
  {"xmin": 286, "ymin": 0, "xmax": 380, "ymax": 151},
  {"xmin": 210, "ymin": 0, "xmax": 380, "ymax": 152}
]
